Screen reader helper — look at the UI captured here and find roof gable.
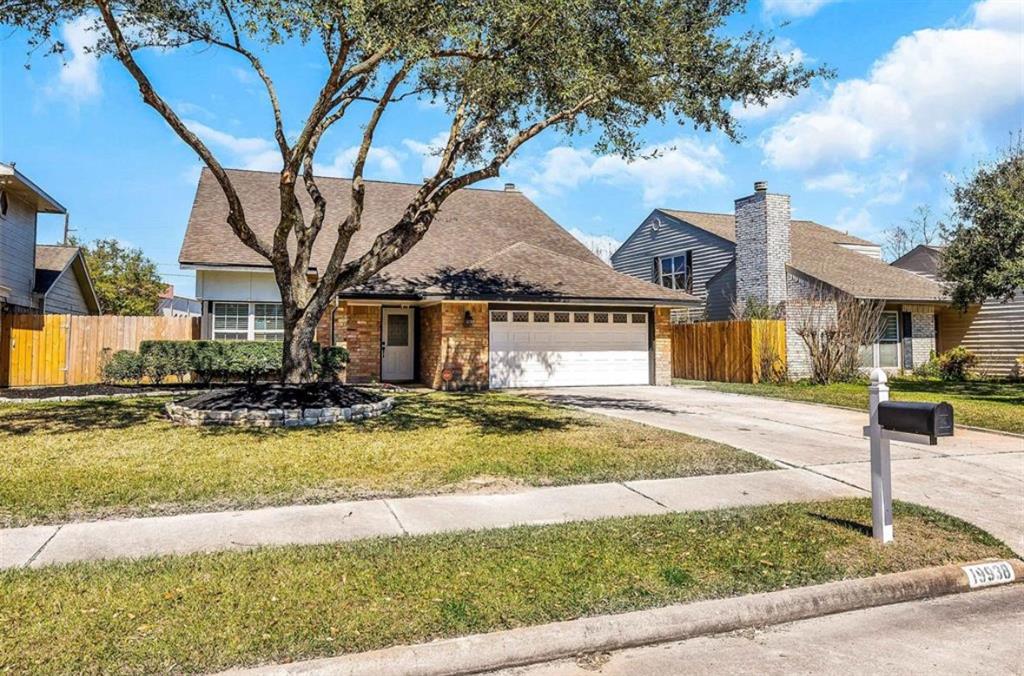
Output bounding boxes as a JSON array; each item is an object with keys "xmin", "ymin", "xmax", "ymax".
[{"xmin": 34, "ymin": 245, "xmax": 101, "ymax": 312}]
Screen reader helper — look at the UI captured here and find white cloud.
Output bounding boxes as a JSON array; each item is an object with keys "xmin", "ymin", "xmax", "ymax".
[
  {"xmin": 833, "ymin": 206, "xmax": 874, "ymax": 237},
  {"xmin": 763, "ymin": 0, "xmax": 838, "ymax": 19},
  {"xmin": 521, "ymin": 138, "xmax": 726, "ymax": 205},
  {"xmin": 314, "ymin": 145, "xmax": 405, "ymax": 181},
  {"xmin": 185, "ymin": 120, "xmax": 283, "ymax": 171},
  {"xmin": 401, "ymin": 132, "xmax": 452, "ymax": 178},
  {"xmin": 567, "ymin": 228, "xmax": 621, "ymax": 264},
  {"xmin": 973, "ymin": 0, "xmax": 1024, "ymax": 31},
  {"xmin": 804, "ymin": 171, "xmax": 864, "ymax": 196},
  {"xmin": 763, "ymin": 2, "xmax": 1024, "ymax": 171},
  {"xmin": 52, "ymin": 16, "xmax": 101, "ymax": 102}
]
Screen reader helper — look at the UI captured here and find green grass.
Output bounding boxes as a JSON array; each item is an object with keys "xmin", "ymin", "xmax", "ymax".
[
  {"xmin": 0, "ymin": 391, "xmax": 773, "ymax": 527},
  {"xmin": 0, "ymin": 499, "xmax": 1009, "ymax": 674},
  {"xmin": 677, "ymin": 378, "xmax": 1024, "ymax": 435}
]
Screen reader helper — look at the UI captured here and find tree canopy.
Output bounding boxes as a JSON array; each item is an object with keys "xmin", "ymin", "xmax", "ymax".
[
  {"xmin": 941, "ymin": 135, "xmax": 1024, "ymax": 309},
  {"xmin": 74, "ymin": 238, "xmax": 167, "ymax": 315},
  {"xmin": 4, "ymin": 0, "xmax": 828, "ymax": 380}
]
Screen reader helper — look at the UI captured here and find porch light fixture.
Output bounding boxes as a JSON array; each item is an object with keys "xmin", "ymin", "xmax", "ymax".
[{"xmin": 463, "ymin": 310, "xmax": 474, "ymax": 327}]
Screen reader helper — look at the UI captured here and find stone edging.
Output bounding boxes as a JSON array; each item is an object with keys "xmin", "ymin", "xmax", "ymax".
[
  {"xmin": 0, "ymin": 390, "xmax": 194, "ymax": 404},
  {"xmin": 165, "ymin": 397, "xmax": 394, "ymax": 428}
]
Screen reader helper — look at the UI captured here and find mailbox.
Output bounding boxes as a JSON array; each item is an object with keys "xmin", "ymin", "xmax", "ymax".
[{"xmin": 877, "ymin": 401, "xmax": 954, "ymax": 443}]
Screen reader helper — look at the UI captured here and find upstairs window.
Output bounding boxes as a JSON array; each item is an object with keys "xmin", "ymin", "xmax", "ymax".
[
  {"xmin": 253, "ymin": 303, "xmax": 284, "ymax": 341},
  {"xmin": 656, "ymin": 252, "xmax": 692, "ymax": 291},
  {"xmin": 212, "ymin": 302, "xmax": 249, "ymax": 341}
]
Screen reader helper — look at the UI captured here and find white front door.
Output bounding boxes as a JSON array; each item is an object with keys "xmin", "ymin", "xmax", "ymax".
[
  {"xmin": 382, "ymin": 308, "xmax": 415, "ymax": 381},
  {"xmin": 489, "ymin": 309, "xmax": 651, "ymax": 388}
]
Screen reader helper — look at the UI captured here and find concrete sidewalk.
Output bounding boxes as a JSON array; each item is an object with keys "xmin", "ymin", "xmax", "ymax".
[
  {"xmin": 0, "ymin": 468, "xmax": 857, "ymax": 569},
  {"xmin": 527, "ymin": 385, "xmax": 1024, "ymax": 555}
]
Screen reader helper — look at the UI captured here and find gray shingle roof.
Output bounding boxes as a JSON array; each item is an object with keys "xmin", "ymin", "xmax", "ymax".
[
  {"xmin": 33, "ymin": 244, "xmax": 80, "ymax": 294},
  {"xmin": 181, "ymin": 168, "xmax": 698, "ymax": 304},
  {"xmin": 657, "ymin": 209, "xmax": 945, "ymax": 302}
]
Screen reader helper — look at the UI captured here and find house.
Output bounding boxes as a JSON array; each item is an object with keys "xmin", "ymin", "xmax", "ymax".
[
  {"xmin": 893, "ymin": 244, "xmax": 1023, "ymax": 377},
  {"xmin": 179, "ymin": 168, "xmax": 697, "ymax": 389},
  {"xmin": 0, "ymin": 164, "xmax": 100, "ymax": 318},
  {"xmin": 611, "ymin": 182, "xmax": 948, "ymax": 378},
  {"xmin": 156, "ymin": 285, "xmax": 202, "ymax": 318}
]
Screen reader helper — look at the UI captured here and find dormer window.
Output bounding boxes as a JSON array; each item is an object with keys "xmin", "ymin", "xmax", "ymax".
[{"xmin": 656, "ymin": 252, "xmax": 692, "ymax": 291}]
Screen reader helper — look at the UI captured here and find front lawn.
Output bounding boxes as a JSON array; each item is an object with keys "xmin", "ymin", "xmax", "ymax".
[
  {"xmin": 0, "ymin": 391, "xmax": 772, "ymax": 527},
  {"xmin": 678, "ymin": 378, "xmax": 1024, "ymax": 435},
  {"xmin": 0, "ymin": 499, "xmax": 1009, "ymax": 674}
]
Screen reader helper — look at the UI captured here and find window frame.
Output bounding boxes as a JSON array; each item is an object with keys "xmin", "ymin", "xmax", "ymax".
[
  {"xmin": 655, "ymin": 251, "xmax": 693, "ymax": 292},
  {"xmin": 860, "ymin": 310, "xmax": 901, "ymax": 369},
  {"xmin": 211, "ymin": 301, "xmax": 285, "ymax": 341}
]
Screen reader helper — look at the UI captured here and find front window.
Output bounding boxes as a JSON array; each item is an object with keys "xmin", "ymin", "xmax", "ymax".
[
  {"xmin": 860, "ymin": 311, "xmax": 900, "ymax": 369},
  {"xmin": 212, "ymin": 302, "xmax": 249, "ymax": 341},
  {"xmin": 212, "ymin": 302, "xmax": 284, "ymax": 341},
  {"xmin": 657, "ymin": 253, "xmax": 691, "ymax": 291}
]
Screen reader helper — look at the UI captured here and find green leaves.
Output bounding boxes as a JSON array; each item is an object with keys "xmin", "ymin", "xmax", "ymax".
[
  {"xmin": 74, "ymin": 238, "xmax": 166, "ymax": 316},
  {"xmin": 941, "ymin": 134, "xmax": 1024, "ymax": 309}
]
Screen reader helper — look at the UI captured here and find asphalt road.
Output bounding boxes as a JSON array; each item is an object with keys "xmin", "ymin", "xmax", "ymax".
[{"xmin": 494, "ymin": 585, "xmax": 1024, "ymax": 675}]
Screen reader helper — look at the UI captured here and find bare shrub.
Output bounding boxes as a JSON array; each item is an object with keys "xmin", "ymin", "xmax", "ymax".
[{"xmin": 793, "ymin": 285, "xmax": 885, "ymax": 384}]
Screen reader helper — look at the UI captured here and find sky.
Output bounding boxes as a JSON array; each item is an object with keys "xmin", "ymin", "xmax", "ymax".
[{"xmin": 2, "ymin": 0, "xmax": 1022, "ymax": 298}]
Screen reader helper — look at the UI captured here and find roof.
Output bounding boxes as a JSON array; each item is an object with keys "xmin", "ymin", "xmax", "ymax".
[
  {"xmin": 181, "ymin": 168, "xmax": 697, "ymax": 305},
  {"xmin": 34, "ymin": 245, "xmax": 101, "ymax": 312},
  {"xmin": 656, "ymin": 209, "xmax": 946, "ymax": 302},
  {"xmin": 0, "ymin": 163, "xmax": 65, "ymax": 214}
]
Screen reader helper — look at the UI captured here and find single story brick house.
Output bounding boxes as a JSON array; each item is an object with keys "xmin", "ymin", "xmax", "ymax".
[
  {"xmin": 179, "ymin": 168, "xmax": 698, "ymax": 389},
  {"xmin": 611, "ymin": 182, "xmax": 951, "ymax": 379}
]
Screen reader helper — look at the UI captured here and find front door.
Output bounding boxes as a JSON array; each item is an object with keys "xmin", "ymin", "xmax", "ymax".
[{"xmin": 382, "ymin": 308, "xmax": 414, "ymax": 381}]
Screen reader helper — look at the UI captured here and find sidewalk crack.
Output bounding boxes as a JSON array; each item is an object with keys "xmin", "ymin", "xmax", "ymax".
[
  {"xmin": 620, "ymin": 483, "xmax": 670, "ymax": 510},
  {"xmin": 25, "ymin": 525, "xmax": 62, "ymax": 567},
  {"xmin": 383, "ymin": 500, "xmax": 408, "ymax": 536}
]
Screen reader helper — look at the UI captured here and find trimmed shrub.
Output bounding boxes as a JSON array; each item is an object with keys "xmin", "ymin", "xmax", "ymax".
[
  {"xmin": 101, "ymin": 350, "xmax": 145, "ymax": 385},
  {"xmin": 140, "ymin": 340, "xmax": 194, "ymax": 384},
  {"xmin": 317, "ymin": 346, "xmax": 350, "ymax": 382},
  {"xmin": 936, "ymin": 346, "xmax": 977, "ymax": 381},
  {"xmin": 226, "ymin": 341, "xmax": 283, "ymax": 384}
]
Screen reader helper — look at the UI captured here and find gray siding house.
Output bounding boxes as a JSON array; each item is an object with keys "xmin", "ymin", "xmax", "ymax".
[
  {"xmin": 612, "ymin": 182, "xmax": 950, "ymax": 378},
  {"xmin": 893, "ymin": 244, "xmax": 1023, "ymax": 377},
  {"xmin": 0, "ymin": 164, "xmax": 100, "ymax": 318}
]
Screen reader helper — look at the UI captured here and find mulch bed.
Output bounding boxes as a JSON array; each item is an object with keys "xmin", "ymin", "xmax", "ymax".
[
  {"xmin": 177, "ymin": 384, "xmax": 385, "ymax": 412},
  {"xmin": 0, "ymin": 384, "xmax": 203, "ymax": 400}
]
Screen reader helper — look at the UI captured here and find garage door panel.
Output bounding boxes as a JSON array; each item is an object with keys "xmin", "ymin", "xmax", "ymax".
[{"xmin": 489, "ymin": 310, "xmax": 650, "ymax": 388}]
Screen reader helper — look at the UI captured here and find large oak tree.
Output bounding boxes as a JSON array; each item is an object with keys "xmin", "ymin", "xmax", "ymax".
[{"xmin": 4, "ymin": 0, "xmax": 826, "ymax": 382}]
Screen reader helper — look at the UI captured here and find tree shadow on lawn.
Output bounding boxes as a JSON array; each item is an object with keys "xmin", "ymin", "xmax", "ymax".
[
  {"xmin": 526, "ymin": 393, "xmax": 679, "ymax": 415},
  {"xmin": 891, "ymin": 379, "xmax": 1024, "ymax": 406},
  {"xmin": 0, "ymin": 400, "xmax": 160, "ymax": 436},
  {"xmin": 807, "ymin": 511, "xmax": 873, "ymax": 537}
]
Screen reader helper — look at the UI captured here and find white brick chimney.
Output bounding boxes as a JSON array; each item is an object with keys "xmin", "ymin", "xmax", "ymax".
[{"xmin": 734, "ymin": 181, "xmax": 791, "ymax": 311}]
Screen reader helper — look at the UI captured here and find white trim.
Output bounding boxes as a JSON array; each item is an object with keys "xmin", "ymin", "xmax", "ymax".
[{"xmin": 210, "ymin": 301, "xmax": 285, "ymax": 341}]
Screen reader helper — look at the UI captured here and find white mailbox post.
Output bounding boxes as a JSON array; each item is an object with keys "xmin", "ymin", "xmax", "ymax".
[{"xmin": 866, "ymin": 369, "xmax": 893, "ymax": 543}]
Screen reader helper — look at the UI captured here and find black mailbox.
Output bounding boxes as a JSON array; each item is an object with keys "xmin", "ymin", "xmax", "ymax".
[{"xmin": 877, "ymin": 401, "xmax": 954, "ymax": 442}]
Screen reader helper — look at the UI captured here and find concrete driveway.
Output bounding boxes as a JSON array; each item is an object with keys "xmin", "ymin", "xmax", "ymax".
[{"xmin": 526, "ymin": 385, "xmax": 1024, "ymax": 555}]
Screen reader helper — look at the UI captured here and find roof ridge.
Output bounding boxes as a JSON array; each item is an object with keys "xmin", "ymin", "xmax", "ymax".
[{"xmin": 210, "ymin": 166, "xmax": 526, "ymax": 194}]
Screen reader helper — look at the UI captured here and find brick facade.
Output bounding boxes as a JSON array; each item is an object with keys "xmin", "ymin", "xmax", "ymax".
[
  {"xmin": 320, "ymin": 302, "xmax": 381, "ymax": 383},
  {"xmin": 653, "ymin": 306, "xmax": 672, "ymax": 385},
  {"xmin": 904, "ymin": 304, "xmax": 937, "ymax": 368},
  {"xmin": 424, "ymin": 301, "xmax": 490, "ymax": 390},
  {"xmin": 734, "ymin": 184, "xmax": 791, "ymax": 313}
]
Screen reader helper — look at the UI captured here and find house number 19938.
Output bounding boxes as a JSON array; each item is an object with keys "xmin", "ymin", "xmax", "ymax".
[{"xmin": 961, "ymin": 561, "xmax": 1016, "ymax": 588}]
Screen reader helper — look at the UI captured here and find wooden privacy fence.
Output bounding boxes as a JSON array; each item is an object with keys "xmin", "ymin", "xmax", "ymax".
[
  {"xmin": 672, "ymin": 319, "xmax": 787, "ymax": 383},
  {"xmin": 1, "ymin": 314, "xmax": 199, "ymax": 387}
]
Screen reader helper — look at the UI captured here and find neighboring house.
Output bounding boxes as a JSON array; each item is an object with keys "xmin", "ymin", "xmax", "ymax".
[
  {"xmin": 0, "ymin": 163, "xmax": 99, "ymax": 318},
  {"xmin": 893, "ymin": 244, "xmax": 1023, "ymax": 378},
  {"xmin": 33, "ymin": 245, "xmax": 101, "ymax": 315},
  {"xmin": 179, "ymin": 168, "xmax": 697, "ymax": 389},
  {"xmin": 156, "ymin": 285, "xmax": 202, "ymax": 318},
  {"xmin": 612, "ymin": 182, "xmax": 947, "ymax": 378}
]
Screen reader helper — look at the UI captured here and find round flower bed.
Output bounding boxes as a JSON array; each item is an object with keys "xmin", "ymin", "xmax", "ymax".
[{"xmin": 166, "ymin": 384, "xmax": 394, "ymax": 428}]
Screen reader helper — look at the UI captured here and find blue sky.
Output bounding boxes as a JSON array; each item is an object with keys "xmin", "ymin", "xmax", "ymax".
[{"xmin": 2, "ymin": 0, "xmax": 1022, "ymax": 297}]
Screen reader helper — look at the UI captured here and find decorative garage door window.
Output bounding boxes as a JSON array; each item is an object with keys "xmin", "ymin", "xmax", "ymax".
[
  {"xmin": 491, "ymin": 311, "xmax": 508, "ymax": 322},
  {"xmin": 534, "ymin": 311, "xmax": 550, "ymax": 322},
  {"xmin": 613, "ymin": 313, "xmax": 628, "ymax": 323}
]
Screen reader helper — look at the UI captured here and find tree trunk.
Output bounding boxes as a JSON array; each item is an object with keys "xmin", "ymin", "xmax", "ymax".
[{"xmin": 281, "ymin": 307, "xmax": 323, "ymax": 384}]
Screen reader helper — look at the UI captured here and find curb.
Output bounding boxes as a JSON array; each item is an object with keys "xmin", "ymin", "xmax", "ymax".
[{"xmin": 221, "ymin": 559, "xmax": 1023, "ymax": 676}]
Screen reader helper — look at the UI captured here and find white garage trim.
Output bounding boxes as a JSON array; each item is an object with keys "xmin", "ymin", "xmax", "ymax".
[{"xmin": 488, "ymin": 309, "xmax": 651, "ymax": 388}]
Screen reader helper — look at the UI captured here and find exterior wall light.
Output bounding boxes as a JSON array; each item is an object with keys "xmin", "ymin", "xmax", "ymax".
[{"xmin": 463, "ymin": 310, "xmax": 474, "ymax": 327}]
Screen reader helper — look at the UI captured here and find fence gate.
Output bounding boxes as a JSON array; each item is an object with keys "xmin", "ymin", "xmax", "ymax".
[
  {"xmin": 671, "ymin": 319, "xmax": 787, "ymax": 384},
  {"xmin": 0, "ymin": 313, "xmax": 68, "ymax": 387}
]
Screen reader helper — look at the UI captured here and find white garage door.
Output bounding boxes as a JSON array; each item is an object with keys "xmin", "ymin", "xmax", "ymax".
[{"xmin": 489, "ymin": 309, "xmax": 651, "ymax": 388}]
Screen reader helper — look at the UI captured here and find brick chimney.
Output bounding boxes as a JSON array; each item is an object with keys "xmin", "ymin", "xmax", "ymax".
[{"xmin": 734, "ymin": 181, "xmax": 791, "ymax": 311}]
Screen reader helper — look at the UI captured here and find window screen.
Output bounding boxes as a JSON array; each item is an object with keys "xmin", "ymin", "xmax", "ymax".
[
  {"xmin": 253, "ymin": 303, "xmax": 284, "ymax": 341},
  {"xmin": 213, "ymin": 303, "xmax": 249, "ymax": 340}
]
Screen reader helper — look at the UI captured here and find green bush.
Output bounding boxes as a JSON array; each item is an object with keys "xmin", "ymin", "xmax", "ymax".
[
  {"xmin": 912, "ymin": 351, "xmax": 942, "ymax": 379},
  {"xmin": 936, "ymin": 346, "xmax": 977, "ymax": 381},
  {"xmin": 225, "ymin": 341, "xmax": 283, "ymax": 385},
  {"xmin": 140, "ymin": 340, "xmax": 194, "ymax": 384},
  {"xmin": 101, "ymin": 350, "xmax": 145, "ymax": 385},
  {"xmin": 317, "ymin": 346, "xmax": 350, "ymax": 382}
]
